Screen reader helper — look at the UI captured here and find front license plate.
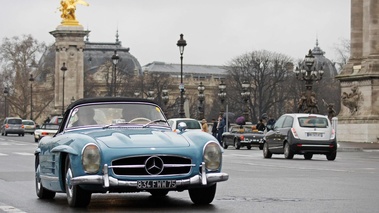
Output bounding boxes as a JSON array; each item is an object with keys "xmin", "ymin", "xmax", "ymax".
[{"xmin": 137, "ymin": 180, "xmax": 177, "ymax": 189}]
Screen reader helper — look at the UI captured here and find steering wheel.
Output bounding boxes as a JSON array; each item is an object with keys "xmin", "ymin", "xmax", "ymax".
[{"xmin": 129, "ymin": 117, "xmax": 152, "ymax": 123}]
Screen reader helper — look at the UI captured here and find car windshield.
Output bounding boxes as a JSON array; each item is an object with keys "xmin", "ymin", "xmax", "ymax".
[
  {"xmin": 176, "ymin": 120, "xmax": 201, "ymax": 129},
  {"xmin": 66, "ymin": 103, "xmax": 166, "ymax": 128},
  {"xmin": 298, "ymin": 116, "xmax": 328, "ymax": 128},
  {"xmin": 23, "ymin": 121, "xmax": 34, "ymax": 125},
  {"xmin": 8, "ymin": 119, "xmax": 22, "ymax": 124}
]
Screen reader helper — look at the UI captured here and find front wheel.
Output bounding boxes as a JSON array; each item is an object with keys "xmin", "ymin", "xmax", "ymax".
[
  {"xmin": 263, "ymin": 142, "xmax": 272, "ymax": 158},
  {"xmin": 234, "ymin": 139, "xmax": 241, "ymax": 149},
  {"xmin": 222, "ymin": 139, "xmax": 228, "ymax": 149},
  {"xmin": 65, "ymin": 155, "xmax": 92, "ymax": 207},
  {"xmin": 189, "ymin": 184, "xmax": 216, "ymax": 205},
  {"xmin": 35, "ymin": 155, "xmax": 56, "ymax": 199},
  {"xmin": 284, "ymin": 143, "xmax": 294, "ymax": 159}
]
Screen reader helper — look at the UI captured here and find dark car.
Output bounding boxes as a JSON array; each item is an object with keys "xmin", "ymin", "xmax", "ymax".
[
  {"xmin": 221, "ymin": 125, "xmax": 264, "ymax": 150},
  {"xmin": 1, "ymin": 117, "xmax": 25, "ymax": 136},
  {"xmin": 263, "ymin": 113, "xmax": 337, "ymax": 160}
]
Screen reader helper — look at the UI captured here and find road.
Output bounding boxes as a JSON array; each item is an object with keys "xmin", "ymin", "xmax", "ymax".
[{"xmin": 0, "ymin": 134, "xmax": 379, "ymax": 213}]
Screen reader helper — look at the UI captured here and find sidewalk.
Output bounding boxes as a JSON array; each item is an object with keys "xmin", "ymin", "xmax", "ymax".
[{"xmin": 337, "ymin": 141, "xmax": 379, "ymax": 152}]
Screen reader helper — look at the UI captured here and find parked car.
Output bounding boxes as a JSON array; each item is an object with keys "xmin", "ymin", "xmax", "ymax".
[
  {"xmin": 22, "ymin": 120, "xmax": 36, "ymax": 134},
  {"xmin": 35, "ymin": 97, "xmax": 228, "ymax": 207},
  {"xmin": 221, "ymin": 125, "xmax": 264, "ymax": 150},
  {"xmin": 263, "ymin": 113, "xmax": 337, "ymax": 160},
  {"xmin": 167, "ymin": 118, "xmax": 202, "ymax": 132},
  {"xmin": 1, "ymin": 117, "xmax": 24, "ymax": 136},
  {"xmin": 34, "ymin": 123, "xmax": 60, "ymax": 142}
]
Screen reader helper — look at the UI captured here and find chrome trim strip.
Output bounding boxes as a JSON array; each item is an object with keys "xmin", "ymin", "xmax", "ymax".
[
  {"xmin": 301, "ymin": 144, "xmax": 330, "ymax": 147},
  {"xmin": 40, "ymin": 175, "xmax": 59, "ymax": 181},
  {"xmin": 70, "ymin": 172, "xmax": 229, "ymax": 187}
]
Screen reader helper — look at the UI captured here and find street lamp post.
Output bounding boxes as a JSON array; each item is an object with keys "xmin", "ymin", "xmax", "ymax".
[
  {"xmin": 218, "ymin": 80, "xmax": 227, "ymax": 115},
  {"xmin": 241, "ymin": 81, "xmax": 250, "ymax": 122},
  {"xmin": 162, "ymin": 87, "xmax": 169, "ymax": 117},
  {"xmin": 134, "ymin": 90, "xmax": 140, "ymax": 98},
  {"xmin": 61, "ymin": 63, "xmax": 67, "ymax": 115},
  {"xmin": 177, "ymin": 34, "xmax": 187, "ymax": 118},
  {"xmin": 29, "ymin": 74, "xmax": 34, "ymax": 120},
  {"xmin": 111, "ymin": 50, "xmax": 120, "ymax": 97},
  {"xmin": 294, "ymin": 49, "xmax": 324, "ymax": 113},
  {"xmin": 3, "ymin": 87, "xmax": 9, "ymax": 117},
  {"xmin": 197, "ymin": 82, "xmax": 205, "ymax": 120},
  {"xmin": 147, "ymin": 89, "xmax": 155, "ymax": 100}
]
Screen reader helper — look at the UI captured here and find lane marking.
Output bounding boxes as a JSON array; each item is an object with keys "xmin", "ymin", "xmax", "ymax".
[{"xmin": 0, "ymin": 205, "xmax": 26, "ymax": 213}]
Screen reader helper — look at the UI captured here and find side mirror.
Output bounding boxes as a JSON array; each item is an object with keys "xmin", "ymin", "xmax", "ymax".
[{"xmin": 177, "ymin": 122, "xmax": 187, "ymax": 132}]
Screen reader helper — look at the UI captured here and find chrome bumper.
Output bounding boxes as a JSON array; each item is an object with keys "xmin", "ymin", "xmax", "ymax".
[{"xmin": 71, "ymin": 163, "xmax": 229, "ymax": 188}]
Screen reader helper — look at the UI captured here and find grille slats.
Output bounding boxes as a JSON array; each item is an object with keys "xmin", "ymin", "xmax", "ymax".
[{"xmin": 111, "ymin": 155, "xmax": 193, "ymax": 176}]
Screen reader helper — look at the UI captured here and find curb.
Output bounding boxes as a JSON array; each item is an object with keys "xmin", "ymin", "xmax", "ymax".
[{"xmin": 337, "ymin": 147, "xmax": 363, "ymax": 152}]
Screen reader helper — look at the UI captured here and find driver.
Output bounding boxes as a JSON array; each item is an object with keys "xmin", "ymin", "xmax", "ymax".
[{"xmin": 72, "ymin": 107, "xmax": 97, "ymax": 127}]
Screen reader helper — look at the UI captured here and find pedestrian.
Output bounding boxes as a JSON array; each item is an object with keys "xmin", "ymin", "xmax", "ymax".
[
  {"xmin": 201, "ymin": 119, "xmax": 209, "ymax": 133},
  {"xmin": 256, "ymin": 119, "xmax": 266, "ymax": 131},
  {"xmin": 211, "ymin": 118, "xmax": 218, "ymax": 138},
  {"xmin": 217, "ymin": 114, "xmax": 226, "ymax": 144}
]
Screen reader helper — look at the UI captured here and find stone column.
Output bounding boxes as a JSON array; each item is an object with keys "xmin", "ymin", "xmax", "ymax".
[
  {"xmin": 50, "ymin": 25, "xmax": 89, "ymax": 113},
  {"xmin": 336, "ymin": 0, "xmax": 379, "ymax": 143}
]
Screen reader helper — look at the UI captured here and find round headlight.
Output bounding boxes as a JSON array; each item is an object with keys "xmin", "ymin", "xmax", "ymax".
[
  {"xmin": 203, "ymin": 142, "xmax": 222, "ymax": 171},
  {"xmin": 82, "ymin": 144, "xmax": 101, "ymax": 174}
]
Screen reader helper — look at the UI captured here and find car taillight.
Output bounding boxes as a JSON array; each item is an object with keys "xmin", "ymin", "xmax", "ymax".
[
  {"xmin": 240, "ymin": 135, "xmax": 245, "ymax": 140},
  {"xmin": 41, "ymin": 132, "xmax": 49, "ymax": 136},
  {"xmin": 21, "ymin": 124, "xmax": 24, "ymax": 129},
  {"xmin": 291, "ymin": 128, "xmax": 300, "ymax": 139},
  {"xmin": 5, "ymin": 124, "xmax": 9, "ymax": 128},
  {"xmin": 330, "ymin": 129, "xmax": 336, "ymax": 140}
]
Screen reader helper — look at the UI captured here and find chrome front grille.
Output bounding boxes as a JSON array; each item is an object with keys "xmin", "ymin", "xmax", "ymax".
[{"xmin": 111, "ymin": 155, "xmax": 194, "ymax": 176}]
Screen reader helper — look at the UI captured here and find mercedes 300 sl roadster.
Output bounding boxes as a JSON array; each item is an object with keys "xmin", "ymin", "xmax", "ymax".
[{"xmin": 35, "ymin": 97, "xmax": 228, "ymax": 207}]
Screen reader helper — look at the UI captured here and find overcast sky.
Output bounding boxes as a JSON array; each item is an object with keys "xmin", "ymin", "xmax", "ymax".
[{"xmin": 1, "ymin": 0, "xmax": 350, "ymax": 66}]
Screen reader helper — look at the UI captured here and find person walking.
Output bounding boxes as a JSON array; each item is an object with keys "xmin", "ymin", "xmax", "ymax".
[
  {"xmin": 211, "ymin": 118, "xmax": 218, "ymax": 138},
  {"xmin": 201, "ymin": 119, "xmax": 209, "ymax": 133},
  {"xmin": 256, "ymin": 119, "xmax": 266, "ymax": 132},
  {"xmin": 217, "ymin": 114, "xmax": 226, "ymax": 144}
]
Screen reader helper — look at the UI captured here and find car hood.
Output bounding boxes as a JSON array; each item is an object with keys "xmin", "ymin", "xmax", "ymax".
[{"xmin": 82, "ymin": 128, "xmax": 191, "ymax": 148}]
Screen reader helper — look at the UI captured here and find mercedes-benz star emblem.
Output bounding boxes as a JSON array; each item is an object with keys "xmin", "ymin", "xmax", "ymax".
[{"xmin": 145, "ymin": 156, "xmax": 164, "ymax": 175}]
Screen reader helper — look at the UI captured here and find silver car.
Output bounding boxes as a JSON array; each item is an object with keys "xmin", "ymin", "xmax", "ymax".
[
  {"xmin": 1, "ymin": 117, "xmax": 25, "ymax": 136},
  {"xmin": 263, "ymin": 113, "xmax": 337, "ymax": 160}
]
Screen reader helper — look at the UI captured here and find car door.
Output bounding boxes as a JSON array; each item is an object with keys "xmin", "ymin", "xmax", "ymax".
[
  {"xmin": 222, "ymin": 126, "xmax": 235, "ymax": 145},
  {"xmin": 266, "ymin": 115, "xmax": 286, "ymax": 152},
  {"xmin": 279, "ymin": 116, "xmax": 294, "ymax": 147}
]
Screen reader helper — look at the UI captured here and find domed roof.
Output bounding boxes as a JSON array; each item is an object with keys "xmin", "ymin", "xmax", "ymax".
[
  {"xmin": 83, "ymin": 35, "xmax": 142, "ymax": 76},
  {"xmin": 311, "ymin": 39, "xmax": 338, "ymax": 79},
  {"xmin": 35, "ymin": 32, "xmax": 142, "ymax": 83}
]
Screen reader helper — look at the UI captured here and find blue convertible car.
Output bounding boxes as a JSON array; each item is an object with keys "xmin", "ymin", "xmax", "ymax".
[{"xmin": 35, "ymin": 97, "xmax": 228, "ymax": 207}]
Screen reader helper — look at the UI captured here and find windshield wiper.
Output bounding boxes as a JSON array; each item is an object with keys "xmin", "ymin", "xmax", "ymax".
[
  {"xmin": 102, "ymin": 122, "xmax": 130, "ymax": 129},
  {"xmin": 142, "ymin": 119, "xmax": 169, "ymax": 128}
]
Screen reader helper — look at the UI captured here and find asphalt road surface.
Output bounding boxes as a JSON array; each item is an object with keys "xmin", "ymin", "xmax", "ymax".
[{"xmin": 0, "ymin": 134, "xmax": 378, "ymax": 213}]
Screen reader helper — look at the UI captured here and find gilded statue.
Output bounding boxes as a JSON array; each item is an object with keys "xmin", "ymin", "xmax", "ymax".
[{"xmin": 59, "ymin": 0, "xmax": 89, "ymax": 25}]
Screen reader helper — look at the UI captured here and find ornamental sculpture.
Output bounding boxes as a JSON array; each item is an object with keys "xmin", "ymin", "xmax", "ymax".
[
  {"xmin": 341, "ymin": 86, "xmax": 362, "ymax": 115},
  {"xmin": 59, "ymin": 0, "xmax": 89, "ymax": 26}
]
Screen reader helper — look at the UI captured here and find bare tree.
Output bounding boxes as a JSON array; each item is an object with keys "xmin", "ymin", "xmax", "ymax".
[
  {"xmin": 334, "ymin": 38, "xmax": 350, "ymax": 72},
  {"xmin": 0, "ymin": 34, "xmax": 46, "ymax": 119},
  {"xmin": 225, "ymin": 50, "xmax": 294, "ymax": 123}
]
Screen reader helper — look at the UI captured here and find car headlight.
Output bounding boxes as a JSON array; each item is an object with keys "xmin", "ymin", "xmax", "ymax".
[
  {"xmin": 82, "ymin": 143, "xmax": 101, "ymax": 174},
  {"xmin": 203, "ymin": 142, "xmax": 222, "ymax": 171}
]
